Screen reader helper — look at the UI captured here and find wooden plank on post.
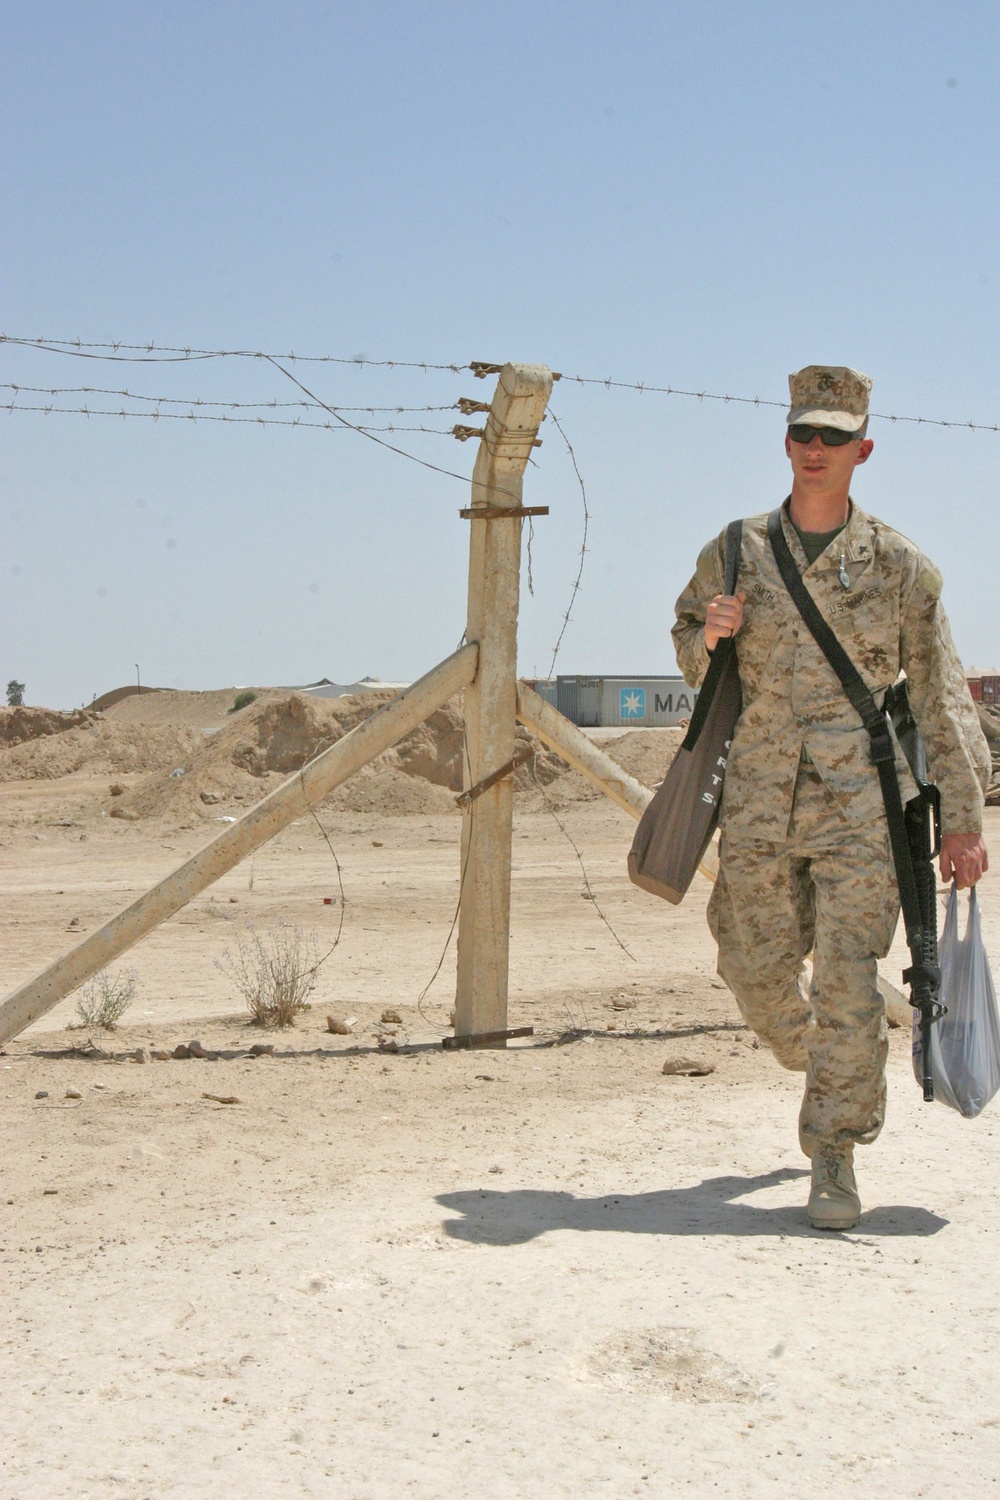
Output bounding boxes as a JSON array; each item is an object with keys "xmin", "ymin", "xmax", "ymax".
[{"xmin": 455, "ymin": 363, "xmax": 553, "ymax": 1045}]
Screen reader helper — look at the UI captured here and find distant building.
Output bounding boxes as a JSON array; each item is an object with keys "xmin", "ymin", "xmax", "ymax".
[
  {"xmin": 967, "ymin": 668, "xmax": 1000, "ymax": 706},
  {"xmin": 295, "ymin": 676, "xmax": 412, "ymax": 700}
]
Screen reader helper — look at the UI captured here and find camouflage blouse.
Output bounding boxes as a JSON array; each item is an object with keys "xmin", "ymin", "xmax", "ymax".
[{"xmin": 672, "ymin": 501, "xmax": 990, "ymax": 841}]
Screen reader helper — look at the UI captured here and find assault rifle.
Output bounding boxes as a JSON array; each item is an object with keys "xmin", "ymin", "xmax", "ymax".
[{"xmin": 887, "ymin": 683, "xmax": 945, "ymax": 1101}]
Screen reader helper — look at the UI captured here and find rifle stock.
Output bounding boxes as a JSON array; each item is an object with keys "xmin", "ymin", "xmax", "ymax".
[{"xmin": 887, "ymin": 682, "xmax": 946, "ymax": 1102}]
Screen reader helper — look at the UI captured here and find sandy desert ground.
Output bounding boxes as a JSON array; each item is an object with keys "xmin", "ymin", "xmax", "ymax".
[{"xmin": 2, "ymin": 690, "xmax": 999, "ymax": 1499}]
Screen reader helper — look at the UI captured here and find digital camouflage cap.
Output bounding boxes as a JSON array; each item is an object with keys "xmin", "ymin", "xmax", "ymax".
[{"xmin": 787, "ymin": 366, "xmax": 872, "ymax": 432}]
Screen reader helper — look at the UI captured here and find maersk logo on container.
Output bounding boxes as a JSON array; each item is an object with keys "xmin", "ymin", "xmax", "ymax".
[{"xmin": 620, "ymin": 686, "xmax": 646, "ymax": 719}]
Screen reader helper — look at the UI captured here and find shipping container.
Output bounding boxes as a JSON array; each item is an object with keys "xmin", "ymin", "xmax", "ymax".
[
  {"xmin": 966, "ymin": 670, "xmax": 1000, "ymax": 706},
  {"xmin": 522, "ymin": 678, "xmax": 558, "ymax": 708},
  {"xmin": 554, "ymin": 676, "xmax": 700, "ymax": 728}
]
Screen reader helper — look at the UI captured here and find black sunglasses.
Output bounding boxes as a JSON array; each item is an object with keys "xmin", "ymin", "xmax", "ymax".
[{"xmin": 787, "ymin": 424, "xmax": 863, "ymax": 447}]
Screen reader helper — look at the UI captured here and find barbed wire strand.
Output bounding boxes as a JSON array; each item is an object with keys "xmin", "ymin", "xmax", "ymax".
[
  {"xmin": 1, "ymin": 383, "xmax": 460, "ymax": 415},
  {"xmin": 416, "ymin": 655, "xmax": 476, "ymax": 1035},
  {"xmin": 3, "ymin": 337, "xmax": 996, "ymax": 430},
  {"xmin": 4, "ymin": 335, "xmax": 997, "ymax": 431},
  {"xmin": 296, "ymin": 779, "xmax": 349, "ymax": 984},
  {"xmin": 260, "ymin": 353, "xmax": 470, "ymax": 482},
  {"xmin": 0, "ymin": 334, "xmax": 467, "ymax": 373},
  {"xmin": 558, "ymin": 372, "xmax": 999, "ymax": 433},
  {"xmin": 1, "ymin": 401, "xmax": 454, "ymax": 435},
  {"xmin": 415, "ymin": 812, "xmax": 471, "ymax": 1034},
  {"xmin": 528, "ymin": 752, "xmax": 637, "ymax": 963},
  {"xmin": 521, "ymin": 418, "xmax": 638, "ymax": 965},
  {"xmin": 1, "ymin": 335, "xmax": 473, "ymax": 481},
  {"xmin": 544, "ymin": 409, "xmax": 590, "ymax": 681}
]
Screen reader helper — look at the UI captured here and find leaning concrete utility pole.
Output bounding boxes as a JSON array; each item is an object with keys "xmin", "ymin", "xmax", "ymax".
[{"xmin": 454, "ymin": 364, "xmax": 553, "ymax": 1042}]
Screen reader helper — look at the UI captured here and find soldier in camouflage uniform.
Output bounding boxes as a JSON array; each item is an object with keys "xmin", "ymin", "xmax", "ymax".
[{"xmin": 673, "ymin": 366, "xmax": 991, "ymax": 1230}]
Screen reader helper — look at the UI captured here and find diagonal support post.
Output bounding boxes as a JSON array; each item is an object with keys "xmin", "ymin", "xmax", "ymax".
[
  {"xmin": 455, "ymin": 363, "xmax": 553, "ymax": 1044},
  {"xmin": 514, "ymin": 681, "xmax": 721, "ymax": 881},
  {"xmin": 0, "ymin": 645, "xmax": 478, "ymax": 1045}
]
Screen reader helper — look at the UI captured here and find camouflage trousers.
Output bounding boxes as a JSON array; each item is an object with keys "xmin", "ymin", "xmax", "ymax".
[{"xmin": 708, "ymin": 761, "xmax": 900, "ymax": 1156}]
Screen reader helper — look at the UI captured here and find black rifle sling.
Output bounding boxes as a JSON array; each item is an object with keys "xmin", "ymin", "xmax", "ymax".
[
  {"xmin": 681, "ymin": 518, "xmax": 742, "ymax": 751},
  {"xmin": 765, "ymin": 508, "xmax": 941, "ymax": 1013},
  {"xmin": 767, "ymin": 509, "xmax": 918, "ymax": 927}
]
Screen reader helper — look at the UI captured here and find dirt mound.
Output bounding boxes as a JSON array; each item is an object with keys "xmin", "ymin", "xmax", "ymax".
[
  {"xmin": 103, "ymin": 687, "xmax": 290, "ymax": 729},
  {"xmin": 228, "ymin": 693, "xmax": 388, "ymax": 777},
  {"xmin": 0, "ymin": 716, "xmax": 203, "ymax": 782},
  {"xmin": 106, "ymin": 691, "xmax": 572, "ymax": 824},
  {"xmin": 592, "ymin": 728, "xmax": 685, "ymax": 790},
  {"xmin": 0, "ymin": 687, "xmax": 672, "ymax": 823},
  {"xmin": 0, "ymin": 705, "xmax": 101, "ymax": 748},
  {"xmin": 89, "ymin": 685, "xmax": 167, "ymax": 712}
]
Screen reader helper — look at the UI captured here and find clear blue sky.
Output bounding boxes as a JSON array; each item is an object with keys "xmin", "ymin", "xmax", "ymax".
[{"xmin": 3, "ymin": 1, "xmax": 997, "ymax": 707}]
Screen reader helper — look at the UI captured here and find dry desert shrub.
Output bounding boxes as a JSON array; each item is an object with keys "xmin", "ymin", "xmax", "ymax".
[
  {"xmin": 216, "ymin": 922, "xmax": 318, "ymax": 1027},
  {"xmin": 75, "ymin": 965, "xmax": 138, "ymax": 1030}
]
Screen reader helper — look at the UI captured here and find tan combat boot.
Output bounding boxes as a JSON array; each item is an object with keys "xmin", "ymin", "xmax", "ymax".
[{"xmin": 807, "ymin": 1147, "xmax": 861, "ymax": 1231}]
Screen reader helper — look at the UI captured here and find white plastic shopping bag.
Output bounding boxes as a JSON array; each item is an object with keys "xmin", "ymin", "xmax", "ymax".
[{"xmin": 913, "ymin": 885, "xmax": 1000, "ymax": 1118}]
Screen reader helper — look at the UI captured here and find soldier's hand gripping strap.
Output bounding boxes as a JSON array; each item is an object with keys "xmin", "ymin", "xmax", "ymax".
[{"xmin": 766, "ymin": 507, "xmax": 944, "ymax": 1102}]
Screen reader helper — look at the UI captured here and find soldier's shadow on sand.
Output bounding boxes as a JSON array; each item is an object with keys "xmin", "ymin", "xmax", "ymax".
[{"xmin": 436, "ymin": 1168, "xmax": 948, "ymax": 1244}]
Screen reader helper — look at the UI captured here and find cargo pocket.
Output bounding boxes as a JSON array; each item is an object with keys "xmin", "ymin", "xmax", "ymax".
[
  {"xmin": 866, "ymin": 840, "xmax": 901, "ymax": 959},
  {"xmin": 706, "ymin": 861, "xmax": 725, "ymax": 944}
]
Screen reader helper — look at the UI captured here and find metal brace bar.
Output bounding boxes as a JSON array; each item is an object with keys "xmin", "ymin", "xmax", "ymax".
[
  {"xmin": 453, "ymin": 423, "xmax": 543, "ymax": 447},
  {"xmin": 442, "ymin": 1026, "xmax": 535, "ymax": 1050},
  {"xmin": 458, "ymin": 505, "xmax": 549, "ymax": 521},
  {"xmin": 455, "ymin": 746, "xmax": 535, "ymax": 807}
]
